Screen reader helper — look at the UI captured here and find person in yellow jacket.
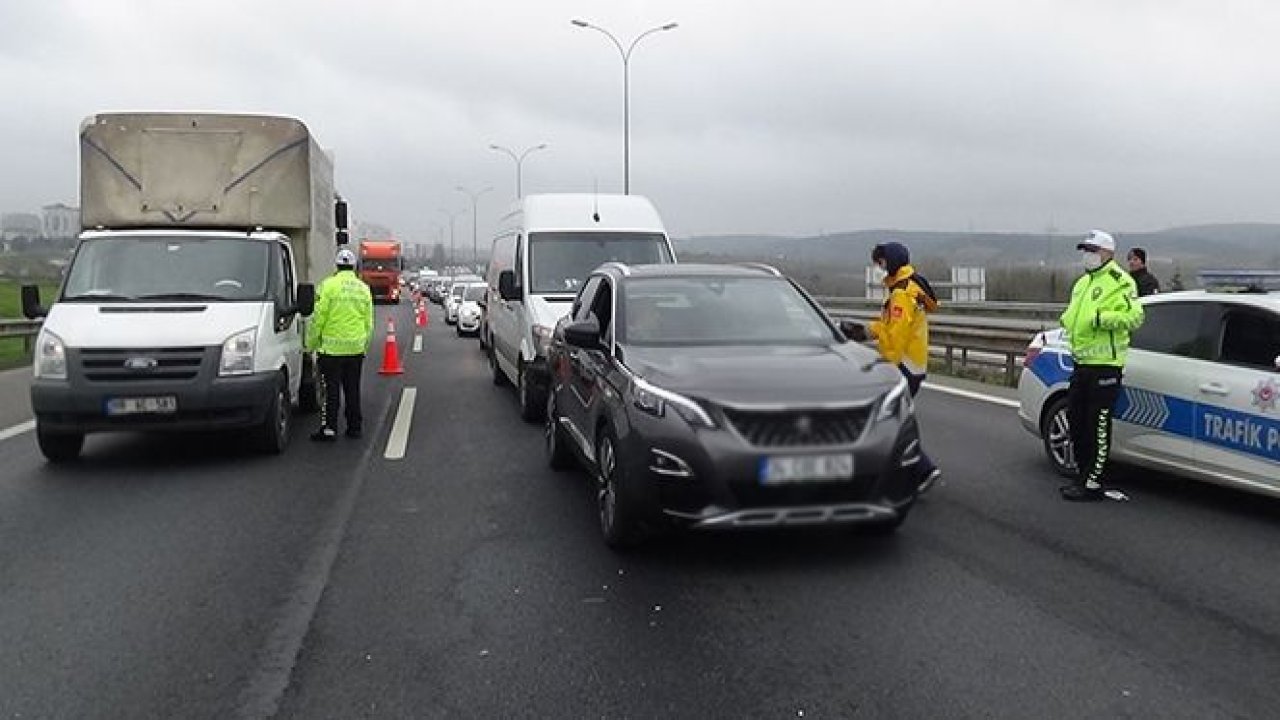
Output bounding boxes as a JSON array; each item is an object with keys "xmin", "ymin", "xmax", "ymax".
[
  {"xmin": 867, "ymin": 242, "xmax": 943, "ymax": 493},
  {"xmin": 306, "ymin": 247, "xmax": 374, "ymax": 441},
  {"xmin": 1059, "ymin": 230, "xmax": 1145, "ymax": 501}
]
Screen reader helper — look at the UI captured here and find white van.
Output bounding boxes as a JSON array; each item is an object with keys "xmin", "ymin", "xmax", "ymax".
[{"xmin": 486, "ymin": 194, "xmax": 676, "ymax": 420}]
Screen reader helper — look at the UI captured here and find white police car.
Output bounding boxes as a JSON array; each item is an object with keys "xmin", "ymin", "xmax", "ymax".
[{"xmin": 1018, "ymin": 272, "xmax": 1280, "ymax": 499}]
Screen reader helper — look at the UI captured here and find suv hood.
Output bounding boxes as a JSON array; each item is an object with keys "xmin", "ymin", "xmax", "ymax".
[{"xmin": 620, "ymin": 343, "xmax": 898, "ymax": 407}]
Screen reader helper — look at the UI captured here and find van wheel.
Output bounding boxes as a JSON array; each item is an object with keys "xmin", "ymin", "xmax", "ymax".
[
  {"xmin": 37, "ymin": 425, "xmax": 84, "ymax": 463},
  {"xmin": 518, "ymin": 361, "xmax": 544, "ymax": 423},
  {"xmin": 256, "ymin": 377, "xmax": 291, "ymax": 455},
  {"xmin": 1040, "ymin": 396, "xmax": 1077, "ymax": 479},
  {"xmin": 490, "ymin": 344, "xmax": 509, "ymax": 387}
]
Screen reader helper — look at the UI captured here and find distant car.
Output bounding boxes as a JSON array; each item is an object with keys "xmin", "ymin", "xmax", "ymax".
[
  {"xmin": 444, "ymin": 276, "xmax": 482, "ymax": 325},
  {"xmin": 545, "ymin": 262, "xmax": 925, "ymax": 548},
  {"xmin": 1018, "ymin": 284, "xmax": 1280, "ymax": 498},
  {"xmin": 456, "ymin": 282, "xmax": 487, "ymax": 337}
]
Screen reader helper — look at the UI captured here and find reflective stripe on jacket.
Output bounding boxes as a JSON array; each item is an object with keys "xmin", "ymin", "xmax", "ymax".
[
  {"xmin": 868, "ymin": 264, "xmax": 936, "ymax": 374},
  {"xmin": 1059, "ymin": 260, "xmax": 1144, "ymax": 367},
  {"xmin": 306, "ymin": 270, "xmax": 374, "ymax": 356}
]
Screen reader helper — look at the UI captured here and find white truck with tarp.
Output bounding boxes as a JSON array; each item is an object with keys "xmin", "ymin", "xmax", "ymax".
[{"xmin": 23, "ymin": 112, "xmax": 347, "ymax": 461}]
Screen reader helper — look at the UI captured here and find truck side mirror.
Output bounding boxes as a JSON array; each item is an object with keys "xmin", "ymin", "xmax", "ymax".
[
  {"xmin": 297, "ymin": 284, "xmax": 316, "ymax": 317},
  {"xmin": 21, "ymin": 285, "xmax": 45, "ymax": 319},
  {"xmin": 335, "ymin": 198, "xmax": 348, "ymax": 230},
  {"xmin": 498, "ymin": 270, "xmax": 519, "ymax": 301}
]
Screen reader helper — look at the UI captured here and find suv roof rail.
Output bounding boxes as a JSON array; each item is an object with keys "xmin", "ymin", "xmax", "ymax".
[
  {"xmin": 599, "ymin": 261, "xmax": 632, "ymax": 276},
  {"xmin": 1197, "ymin": 269, "xmax": 1280, "ymax": 293},
  {"xmin": 736, "ymin": 262, "xmax": 783, "ymax": 277}
]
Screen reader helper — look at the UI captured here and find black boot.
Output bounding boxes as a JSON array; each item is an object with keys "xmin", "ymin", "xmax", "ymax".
[
  {"xmin": 310, "ymin": 427, "xmax": 337, "ymax": 442},
  {"xmin": 1059, "ymin": 484, "xmax": 1104, "ymax": 502}
]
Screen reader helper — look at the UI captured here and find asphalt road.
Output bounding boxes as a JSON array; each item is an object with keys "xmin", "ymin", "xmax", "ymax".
[{"xmin": 2, "ymin": 302, "xmax": 1279, "ymax": 719}]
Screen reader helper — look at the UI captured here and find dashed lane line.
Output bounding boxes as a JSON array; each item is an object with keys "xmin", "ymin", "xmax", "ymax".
[
  {"xmin": 922, "ymin": 381, "xmax": 1021, "ymax": 409},
  {"xmin": 0, "ymin": 420, "xmax": 35, "ymax": 443},
  {"xmin": 412, "ymin": 334, "xmax": 423, "ymax": 353},
  {"xmin": 383, "ymin": 387, "xmax": 417, "ymax": 460}
]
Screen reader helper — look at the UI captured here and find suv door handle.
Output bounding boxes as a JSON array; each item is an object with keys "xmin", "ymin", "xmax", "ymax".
[{"xmin": 1198, "ymin": 382, "xmax": 1230, "ymax": 396}]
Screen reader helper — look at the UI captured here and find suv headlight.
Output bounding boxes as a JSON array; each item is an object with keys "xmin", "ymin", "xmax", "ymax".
[
  {"xmin": 632, "ymin": 377, "xmax": 716, "ymax": 429},
  {"xmin": 34, "ymin": 329, "xmax": 67, "ymax": 380},
  {"xmin": 532, "ymin": 324, "xmax": 554, "ymax": 358},
  {"xmin": 219, "ymin": 328, "xmax": 257, "ymax": 376},
  {"xmin": 875, "ymin": 376, "xmax": 912, "ymax": 421}
]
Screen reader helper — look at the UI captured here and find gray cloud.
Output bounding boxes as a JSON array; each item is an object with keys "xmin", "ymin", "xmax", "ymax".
[{"xmin": 3, "ymin": 0, "xmax": 1279, "ymax": 245}]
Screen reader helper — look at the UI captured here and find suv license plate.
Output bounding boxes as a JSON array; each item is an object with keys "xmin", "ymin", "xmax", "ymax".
[
  {"xmin": 760, "ymin": 453, "xmax": 854, "ymax": 485},
  {"xmin": 106, "ymin": 396, "xmax": 178, "ymax": 416}
]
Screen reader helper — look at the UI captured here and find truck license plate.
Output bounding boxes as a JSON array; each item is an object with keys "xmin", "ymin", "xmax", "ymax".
[
  {"xmin": 106, "ymin": 396, "xmax": 178, "ymax": 416},
  {"xmin": 760, "ymin": 453, "xmax": 854, "ymax": 485}
]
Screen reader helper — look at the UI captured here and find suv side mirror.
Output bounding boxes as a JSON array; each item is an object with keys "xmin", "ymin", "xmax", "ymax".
[
  {"xmin": 21, "ymin": 284, "xmax": 45, "ymax": 319},
  {"xmin": 498, "ymin": 270, "xmax": 519, "ymax": 301},
  {"xmin": 564, "ymin": 317, "xmax": 602, "ymax": 351},
  {"xmin": 297, "ymin": 284, "xmax": 316, "ymax": 317}
]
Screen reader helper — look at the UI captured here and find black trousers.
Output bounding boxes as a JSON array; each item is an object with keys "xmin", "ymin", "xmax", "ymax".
[
  {"xmin": 898, "ymin": 365, "xmax": 938, "ymax": 480},
  {"xmin": 318, "ymin": 354, "xmax": 364, "ymax": 432},
  {"xmin": 1067, "ymin": 364, "xmax": 1123, "ymax": 489}
]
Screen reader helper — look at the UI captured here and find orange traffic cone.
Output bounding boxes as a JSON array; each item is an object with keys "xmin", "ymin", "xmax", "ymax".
[
  {"xmin": 378, "ymin": 318, "xmax": 405, "ymax": 376},
  {"xmin": 415, "ymin": 303, "xmax": 426, "ymax": 328}
]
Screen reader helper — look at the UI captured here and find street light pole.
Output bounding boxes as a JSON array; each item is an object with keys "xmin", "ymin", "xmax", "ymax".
[
  {"xmin": 456, "ymin": 184, "xmax": 493, "ymax": 272},
  {"xmin": 488, "ymin": 143, "xmax": 548, "ymax": 199},
  {"xmin": 571, "ymin": 19, "xmax": 678, "ymax": 195},
  {"xmin": 438, "ymin": 207, "xmax": 464, "ymax": 272}
]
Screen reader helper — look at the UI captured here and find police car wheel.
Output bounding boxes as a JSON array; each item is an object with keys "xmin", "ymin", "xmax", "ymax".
[{"xmin": 1040, "ymin": 396, "xmax": 1078, "ymax": 479}]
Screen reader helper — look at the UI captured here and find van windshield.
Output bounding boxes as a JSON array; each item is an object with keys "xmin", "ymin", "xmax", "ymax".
[
  {"xmin": 529, "ymin": 231, "xmax": 671, "ymax": 294},
  {"xmin": 62, "ymin": 235, "xmax": 270, "ymax": 302}
]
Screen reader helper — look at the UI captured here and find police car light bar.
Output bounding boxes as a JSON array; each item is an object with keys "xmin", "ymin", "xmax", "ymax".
[{"xmin": 1197, "ymin": 269, "xmax": 1280, "ymax": 293}]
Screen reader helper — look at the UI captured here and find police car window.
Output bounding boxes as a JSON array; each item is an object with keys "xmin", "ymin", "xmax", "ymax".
[
  {"xmin": 1130, "ymin": 302, "xmax": 1213, "ymax": 359},
  {"xmin": 1218, "ymin": 307, "xmax": 1280, "ymax": 371}
]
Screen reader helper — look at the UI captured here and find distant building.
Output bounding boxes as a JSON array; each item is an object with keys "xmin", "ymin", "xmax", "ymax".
[
  {"xmin": 1, "ymin": 212, "xmax": 42, "ymax": 241},
  {"xmin": 355, "ymin": 220, "xmax": 394, "ymax": 240},
  {"xmin": 42, "ymin": 203, "xmax": 80, "ymax": 240}
]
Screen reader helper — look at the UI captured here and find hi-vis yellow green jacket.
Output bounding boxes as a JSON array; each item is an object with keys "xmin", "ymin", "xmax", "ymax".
[
  {"xmin": 869, "ymin": 264, "xmax": 939, "ymax": 375},
  {"xmin": 1060, "ymin": 259, "xmax": 1144, "ymax": 367},
  {"xmin": 306, "ymin": 270, "xmax": 374, "ymax": 356}
]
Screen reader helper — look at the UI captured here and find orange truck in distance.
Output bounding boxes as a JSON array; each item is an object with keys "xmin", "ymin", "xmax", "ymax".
[{"xmin": 358, "ymin": 240, "xmax": 403, "ymax": 304}]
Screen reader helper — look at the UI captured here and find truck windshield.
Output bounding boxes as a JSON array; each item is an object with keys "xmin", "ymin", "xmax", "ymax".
[
  {"xmin": 62, "ymin": 235, "xmax": 270, "ymax": 302},
  {"xmin": 529, "ymin": 232, "xmax": 671, "ymax": 294}
]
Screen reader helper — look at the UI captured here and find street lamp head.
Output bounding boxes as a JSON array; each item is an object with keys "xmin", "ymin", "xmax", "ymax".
[
  {"xmin": 661, "ymin": 22, "xmax": 678, "ymax": 30},
  {"xmin": 535, "ymin": 143, "xmax": 548, "ymax": 150},
  {"xmin": 571, "ymin": 19, "xmax": 589, "ymax": 27},
  {"xmin": 488, "ymin": 143, "xmax": 501, "ymax": 150}
]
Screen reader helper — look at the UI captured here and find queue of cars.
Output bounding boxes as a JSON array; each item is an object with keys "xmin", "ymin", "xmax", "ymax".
[{"xmin": 425, "ymin": 193, "xmax": 931, "ymax": 549}]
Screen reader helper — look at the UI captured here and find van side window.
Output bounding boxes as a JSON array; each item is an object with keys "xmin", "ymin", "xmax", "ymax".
[
  {"xmin": 513, "ymin": 235, "xmax": 524, "ymax": 291},
  {"xmin": 278, "ymin": 244, "xmax": 295, "ymax": 307}
]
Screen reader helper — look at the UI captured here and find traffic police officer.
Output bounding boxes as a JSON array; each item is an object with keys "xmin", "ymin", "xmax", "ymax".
[
  {"xmin": 306, "ymin": 247, "xmax": 374, "ymax": 441},
  {"xmin": 1059, "ymin": 230, "xmax": 1145, "ymax": 501}
]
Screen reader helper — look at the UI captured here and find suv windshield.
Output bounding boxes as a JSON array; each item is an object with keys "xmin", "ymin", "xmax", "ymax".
[
  {"xmin": 62, "ymin": 235, "xmax": 270, "ymax": 302},
  {"xmin": 621, "ymin": 276, "xmax": 834, "ymax": 346},
  {"xmin": 464, "ymin": 284, "xmax": 487, "ymax": 302},
  {"xmin": 529, "ymin": 231, "xmax": 671, "ymax": 295}
]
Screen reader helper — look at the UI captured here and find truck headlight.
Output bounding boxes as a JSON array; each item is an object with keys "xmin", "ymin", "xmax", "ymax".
[
  {"xmin": 219, "ymin": 328, "xmax": 257, "ymax": 376},
  {"xmin": 34, "ymin": 329, "xmax": 67, "ymax": 380}
]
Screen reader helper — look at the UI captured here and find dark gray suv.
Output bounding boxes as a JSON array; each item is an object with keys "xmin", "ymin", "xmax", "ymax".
[{"xmin": 545, "ymin": 262, "xmax": 925, "ymax": 548}]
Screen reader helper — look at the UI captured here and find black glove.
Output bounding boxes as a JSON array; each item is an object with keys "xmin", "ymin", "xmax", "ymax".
[{"xmin": 840, "ymin": 320, "xmax": 869, "ymax": 342}]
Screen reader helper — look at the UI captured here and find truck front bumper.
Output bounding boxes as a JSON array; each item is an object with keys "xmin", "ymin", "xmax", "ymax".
[{"xmin": 31, "ymin": 371, "xmax": 280, "ymax": 434}]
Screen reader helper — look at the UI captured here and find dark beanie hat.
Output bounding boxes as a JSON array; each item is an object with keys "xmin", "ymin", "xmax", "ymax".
[{"xmin": 873, "ymin": 242, "xmax": 910, "ymax": 275}]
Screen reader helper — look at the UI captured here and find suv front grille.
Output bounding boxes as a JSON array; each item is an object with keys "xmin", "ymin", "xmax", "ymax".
[
  {"xmin": 724, "ymin": 406, "xmax": 872, "ymax": 447},
  {"xmin": 78, "ymin": 347, "xmax": 207, "ymax": 383}
]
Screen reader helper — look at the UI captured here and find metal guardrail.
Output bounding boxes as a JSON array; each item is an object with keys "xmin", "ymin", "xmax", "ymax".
[{"xmin": 0, "ymin": 319, "xmax": 41, "ymax": 360}]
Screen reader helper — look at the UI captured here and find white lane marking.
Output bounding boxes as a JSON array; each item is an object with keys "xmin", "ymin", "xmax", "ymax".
[
  {"xmin": 383, "ymin": 387, "xmax": 417, "ymax": 460},
  {"xmin": 0, "ymin": 419, "xmax": 35, "ymax": 443},
  {"xmin": 412, "ymin": 334, "xmax": 423, "ymax": 353},
  {"xmin": 922, "ymin": 381, "xmax": 1021, "ymax": 409}
]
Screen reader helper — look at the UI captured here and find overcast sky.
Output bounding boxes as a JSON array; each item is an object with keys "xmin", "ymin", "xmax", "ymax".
[{"xmin": 3, "ymin": 0, "xmax": 1279, "ymax": 246}]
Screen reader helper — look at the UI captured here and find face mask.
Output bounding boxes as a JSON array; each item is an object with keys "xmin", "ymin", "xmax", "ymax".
[{"xmin": 1082, "ymin": 251, "xmax": 1103, "ymax": 271}]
